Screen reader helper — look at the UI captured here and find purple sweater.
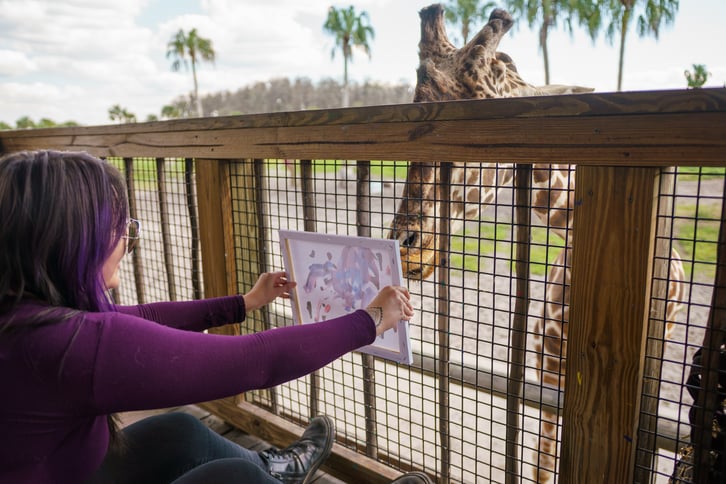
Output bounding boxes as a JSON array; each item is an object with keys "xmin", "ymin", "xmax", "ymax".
[{"xmin": 0, "ymin": 296, "xmax": 375, "ymax": 483}]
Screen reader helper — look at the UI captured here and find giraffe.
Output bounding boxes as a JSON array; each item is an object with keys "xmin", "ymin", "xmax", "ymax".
[{"xmin": 387, "ymin": 5, "xmax": 686, "ymax": 483}]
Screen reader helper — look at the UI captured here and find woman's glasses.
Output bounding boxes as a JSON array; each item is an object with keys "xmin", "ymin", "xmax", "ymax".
[{"xmin": 122, "ymin": 218, "xmax": 141, "ymax": 254}]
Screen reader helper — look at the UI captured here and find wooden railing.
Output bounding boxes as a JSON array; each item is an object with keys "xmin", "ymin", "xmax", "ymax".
[{"xmin": 2, "ymin": 88, "xmax": 726, "ymax": 483}]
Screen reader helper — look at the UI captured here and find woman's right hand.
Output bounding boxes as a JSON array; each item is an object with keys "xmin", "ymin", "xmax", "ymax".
[{"xmin": 365, "ymin": 285, "xmax": 414, "ymax": 336}]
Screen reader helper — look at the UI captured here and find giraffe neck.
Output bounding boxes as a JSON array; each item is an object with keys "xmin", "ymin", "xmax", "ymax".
[
  {"xmin": 531, "ymin": 164, "xmax": 575, "ymax": 242},
  {"xmin": 450, "ymin": 163, "xmax": 574, "ymax": 242},
  {"xmin": 388, "ymin": 162, "xmax": 575, "ymax": 278}
]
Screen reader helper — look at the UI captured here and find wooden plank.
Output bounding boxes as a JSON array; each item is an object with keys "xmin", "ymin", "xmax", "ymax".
[
  {"xmin": 1, "ymin": 112, "xmax": 724, "ymax": 165},
  {"xmin": 1, "ymin": 89, "xmax": 725, "ymax": 164},
  {"xmin": 2, "ymin": 88, "xmax": 725, "ymax": 137},
  {"xmin": 200, "ymin": 399, "xmax": 401, "ymax": 484},
  {"xmin": 195, "ymin": 159, "xmax": 233, "ymax": 300},
  {"xmin": 634, "ymin": 170, "xmax": 675, "ymax": 482},
  {"xmin": 194, "ymin": 158, "xmax": 242, "ymax": 412},
  {"xmin": 560, "ymin": 166, "xmax": 658, "ymax": 483}
]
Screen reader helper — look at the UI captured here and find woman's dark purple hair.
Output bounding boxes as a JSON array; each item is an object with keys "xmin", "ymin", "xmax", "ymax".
[{"xmin": 0, "ymin": 150, "xmax": 129, "ymax": 316}]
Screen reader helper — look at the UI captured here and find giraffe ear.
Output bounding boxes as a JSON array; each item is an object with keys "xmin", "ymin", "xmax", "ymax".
[
  {"xmin": 489, "ymin": 57, "xmax": 508, "ymax": 84},
  {"xmin": 495, "ymin": 52, "xmax": 518, "ymax": 73},
  {"xmin": 536, "ymin": 85, "xmax": 595, "ymax": 95}
]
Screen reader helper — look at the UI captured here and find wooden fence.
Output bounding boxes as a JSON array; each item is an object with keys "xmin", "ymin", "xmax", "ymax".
[{"xmin": 2, "ymin": 88, "xmax": 726, "ymax": 483}]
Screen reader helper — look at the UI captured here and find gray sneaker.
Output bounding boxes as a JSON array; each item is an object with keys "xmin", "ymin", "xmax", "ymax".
[
  {"xmin": 391, "ymin": 471, "xmax": 434, "ymax": 484},
  {"xmin": 259, "ymin": 415, "xmax": 335, "ymax": 484}
]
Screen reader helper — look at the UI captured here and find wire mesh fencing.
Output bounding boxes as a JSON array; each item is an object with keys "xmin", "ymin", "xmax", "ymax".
[{"xmin": 112, "ymin": 157, "xmax": 725, "ymax": 483}]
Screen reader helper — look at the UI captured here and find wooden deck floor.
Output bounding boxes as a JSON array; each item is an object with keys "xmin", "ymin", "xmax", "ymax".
[{"xmin": 119, "ymin": 405, "xmax": 346, "ymax": 484}]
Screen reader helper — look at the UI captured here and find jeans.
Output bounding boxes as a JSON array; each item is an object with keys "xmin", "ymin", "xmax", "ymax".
[{"xmin": 87, "ymin": 412, "xmax": 280, "ymax": 484}]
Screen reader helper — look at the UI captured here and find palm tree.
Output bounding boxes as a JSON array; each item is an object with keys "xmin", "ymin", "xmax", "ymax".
[
  {"xmin": 108, "ymin": 104, "xmax": 137, "ymax": 124},
  {"xmin": 161, "ymin": 104, "xmax": 182, "ymax": 120},
  {"xmin": 15, "ymin": 116, "xmax": 35, "ymax": 129},
  {"xmin": 444, "ymin": 0, "xmax": 496, "ymax": 45},
  {"xmin": 37, "ymin": 118, "xmax": 57, "ymax": 128},
  {"xmin": 108, "ymin": 105, "xmax": 123, "ymax": 123},
  {"xmin": 323, "ymin": 6, "xmax": 374, "ymax": 107},
  {"xmin": 597, "ymin": 0, "xmax": 679, "ymax": 91},
  {"xmin": 505, "ymin": 0, "xmax": 583, "ymax": 85},
  {"xmin": 166, "ymin": 28, "xmax": 216, "ymax": 116},
  {"xmin": 685, "ymin": 64, "xmax": 710, "ymax": 88}
]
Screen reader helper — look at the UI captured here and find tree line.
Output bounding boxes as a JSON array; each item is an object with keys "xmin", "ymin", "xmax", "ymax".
[{"xmin": 186, "ymin": 77, "xmax": 413, "ymax": 117}]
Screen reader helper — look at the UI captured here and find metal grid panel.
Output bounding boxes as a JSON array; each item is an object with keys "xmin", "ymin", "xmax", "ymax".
[
  {"xmin": 642, "ymin": 167, "xmax": 725, "ymax": 483},
  {"xmin": 226, "ymin": 159, "xmax": 572, "ymax": 482},
  {"xmin": 110, "ymin": 157, "xmax": 203, "ymax": 305},
  {"xmin": 110, "ymin": 156, "xmax": 726, "ymax": 483}
]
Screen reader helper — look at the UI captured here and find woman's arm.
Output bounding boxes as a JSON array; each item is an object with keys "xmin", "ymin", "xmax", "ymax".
[
  {"xmin": 114, "ymin": 272, "xmax": 295, "ymax": 331},
  {"xmin": 115, "ymin": 295, "xmax": 245, "ymax": 331},
  {"xmin": 85, "ymin": 309, "xmax": 376, "ymax": 413}
]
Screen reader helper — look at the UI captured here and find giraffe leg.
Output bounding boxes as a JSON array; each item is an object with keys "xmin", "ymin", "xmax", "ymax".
[
  {"xmin": 532, "ymin": 248, "xmax": 570, "ymax": 484},
  {"xmin": 531, "ymin": 246, "xmax": 684, "ymax": 483},
  {"xmin": 533, "ymin": 319, "xmax": 564, "ymax": 483},
  {"xmin": 665, "ymin": 248, "xmax": 686, "ymax": 340}
]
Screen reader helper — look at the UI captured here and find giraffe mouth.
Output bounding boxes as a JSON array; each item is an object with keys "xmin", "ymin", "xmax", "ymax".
[
  {"xmin": 388, "ymin": 226, "xmax": 439, "ymax": 280},
  {"xmin": 399, "ymin": 246, "xmax": 437, "ymax": 280}
]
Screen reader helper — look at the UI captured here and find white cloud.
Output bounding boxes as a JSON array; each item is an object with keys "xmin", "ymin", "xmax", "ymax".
[
  {"xmin": 0, "ymin": 81, "xmax": 86, "ymax": 123},
  {"xmin": 0, "ymin": 0, "xmax": 724, "ymax": 126},
  {"xmin": 0, "ymin": 49, "xmax": 37, "ymax": 76}
]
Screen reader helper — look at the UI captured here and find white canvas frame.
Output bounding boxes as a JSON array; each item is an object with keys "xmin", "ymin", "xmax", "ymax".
[{"xmin": 279, "ymin": 230, "xmax": 413, "ymax": 364}]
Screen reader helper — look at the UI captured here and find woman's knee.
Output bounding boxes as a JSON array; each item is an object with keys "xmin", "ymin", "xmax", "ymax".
[
  {"xmin": 142, "ymin": 411, "xmax": 205, "ymax": 431},
  {"xmin": 125, "ymin": 412, "xmax": 206, "ymax": 440},
  {"xmin": 122, "ymin": 412, "xmax": 213, "ymax": 460}
]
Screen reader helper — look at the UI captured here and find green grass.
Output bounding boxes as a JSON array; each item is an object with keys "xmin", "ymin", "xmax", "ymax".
[
  {"xmin": 445, "ymin": 200, "xmax": 722, "ymax": 280},
  {"xmin": 116, "ymin": 157, "xmax": 722, "ymax": 281},
  {"xmin": 449, "ymin": 220, "xmax": 566, "ymax": 276},
  {"xmin": 271, "ymin": 159, "xmax": 408, "ymax": 180},
  {"xmin": 674, "ymin": 202, "xmax": 722, "ymax": 279},
  {"xmin": 677, "ymin": 166, "xmax": 726, "ymax": 181},
  {"xmin": 110, "ymin": 157, "xmax": 187, "ymax": 191}
]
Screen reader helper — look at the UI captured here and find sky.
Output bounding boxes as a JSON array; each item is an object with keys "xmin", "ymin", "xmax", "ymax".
[{"xmin": 1, "ymin": 0, "xmax": 725, "ymax": 126}]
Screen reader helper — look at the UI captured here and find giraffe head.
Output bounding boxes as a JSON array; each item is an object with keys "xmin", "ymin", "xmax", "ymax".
[
  {"xmin": 389, "ymin": 4, "xmax": 590, "ymax": 279},
  {"xmin": 413, "ymin": 4, "xmax": 541, "ymax": 101}
]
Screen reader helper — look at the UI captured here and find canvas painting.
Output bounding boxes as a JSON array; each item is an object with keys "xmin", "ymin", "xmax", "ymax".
[{"xmin": 279, "ymin": 230, "xmax": 413, "ymax": 364}]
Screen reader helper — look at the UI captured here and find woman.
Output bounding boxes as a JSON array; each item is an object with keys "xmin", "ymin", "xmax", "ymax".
[{"xmin": 0, "ymin": 150, "xmax": 415, "ymax": 483}]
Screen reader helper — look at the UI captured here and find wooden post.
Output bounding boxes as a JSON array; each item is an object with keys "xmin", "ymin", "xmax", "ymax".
[
  {"xmin": 560, "ymin": 166, "xmax": 659, "ymax": 483},
  {"xmin": 156, "ymin": 158, "xmax": 177, "ymax": 301},
  {"xmin": 124, "ymin": 157, "xmax": 145, "ymax": 304},
  {"xmin": 634, "ymin": 169, "xmax": 676, "ymax": 483},
  {"xmin": 184, "ymin": 158, "xmax": 203, "ymax": 300},
  {"xmin": 506, "ymin": 163, "xmax": 532, "ymax": 483},
  {"xmin": 195, "ymin": 159, "xmax": 236, "ymax": 302},
  {"xmin": 195, "ymin": 158, "xmax": 241, "ymax": 406}
]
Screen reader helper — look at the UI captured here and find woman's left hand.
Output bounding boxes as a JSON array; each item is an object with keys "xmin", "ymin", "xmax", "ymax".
[{"xmin": 243, "ymin": 271, "xmax": 297, "ymax": 312}]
